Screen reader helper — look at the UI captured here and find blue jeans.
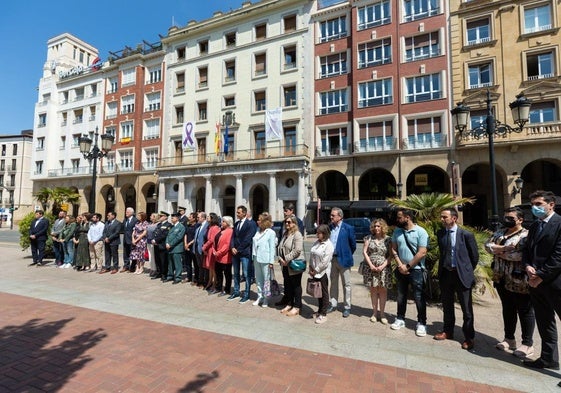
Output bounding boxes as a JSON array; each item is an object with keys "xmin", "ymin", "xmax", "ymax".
[
  {"xmin": 233, "ymin": 255, "xmax": 251, "ymax": 297},
  {"xmin": 53, "ymin": 240, "xmax": 64, "ymax": 263},
  {"xmin": 63, "ymin": 241, "xmax": 74, "ymax": 264},
  {"xmin": 395, "ymin": 269, "xmax": 426, "ymax": 325}
]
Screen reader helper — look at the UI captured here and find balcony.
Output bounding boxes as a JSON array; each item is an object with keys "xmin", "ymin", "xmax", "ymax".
[
  {"xmin": 355, "ymin": 137, "xmax": 398, "ymax": 153},
  {"xmin": 7, "ymin": 166, "xmax": 17, "ymax": 172},
  {"xmin": 159, "ymin": 144, "xmax": 309, "ymax": 168},
  {"xmin": 47, "ymin": 166, "xmax": 93, "ymax": 177},
  {"xmin": 457, "ymin": 121, "xmax": 561, "ymax": 147},
  {"xmin": 403, "ymin": 133, "xmax": 446, "ymax": 150}
]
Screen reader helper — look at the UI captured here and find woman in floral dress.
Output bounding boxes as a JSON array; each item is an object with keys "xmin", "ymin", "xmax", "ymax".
[
  {"xmin": 362, "ymin": 218, "xmax": 392, "ymax": 324},
  {"xmin": 130, "ymin": 212, "xmax": 149, "ymax": 274}
]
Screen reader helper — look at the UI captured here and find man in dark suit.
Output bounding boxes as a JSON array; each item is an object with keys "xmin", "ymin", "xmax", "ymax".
[
  {"xmin": 182, "ymin": 212, "xmax": 197, "ymax": 283},
  {"xmin": 165, "ymin": 212, "xmax": 186, "ymax": 284},
  {"xmin": 327, "ymin": 207, "xmax": 356, "ymax": 318},
  {"xmin": 434, "ymin": 208, "xmax": 479, "ymax": 350},
  {"xmin": 29, "ymin": 210, "xmax": 49, "ymax": 266},
  {"xmin": 230, "ymin": 205, "xmax": 258, "ymax": 303},
  {"xmin": 523, "ymin": 190, "xmax": 561, "ymax": 376},
  {"xmin": 193, "ymin": 211, "xmax": 208, "ymax": 287},
  {"xmin": 121, "ymin": 207, "xmax": 137, "ymax": 272},
  {"xmin": 101, "ymin": 211, "xmax": 121, "ymax": 274},
  {"xmin": 178, "ymin": 206, "xmax": 188, "ymax": 225},
  {"xmin": 151, "ymin": 211, "xmax": 172, "ymax": 280}
]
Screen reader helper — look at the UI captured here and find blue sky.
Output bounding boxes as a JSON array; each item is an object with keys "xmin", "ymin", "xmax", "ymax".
[{"xmin": 0, "ymin": 0, "xmax": 248, "ymax": 136}]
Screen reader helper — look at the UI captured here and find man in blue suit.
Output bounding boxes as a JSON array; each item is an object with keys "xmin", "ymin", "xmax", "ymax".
[
  {"xmin": 433, "ymin": 208, "xmax": 479, "ymax": 350},
  {"xmin": 327, "ymin": 207, "xmax": 356, "ymax": 318},
  {"xmin": 120, "ymin": 207, "xmax": 137, "ymax": 272},
  {"xmin": 29, "ymin": 210, "xmax": 49, "ymax": 266},
  {"xmin": 193, "ymin": 211, "xmax": 209, "ymax": 287},
  {"xmin": 230, "ymin": 205, "xmax": 258, "ymax": 303},
  {"xmin": 523, "ymin": 190, "xmax": 561, "ymax": 379}
]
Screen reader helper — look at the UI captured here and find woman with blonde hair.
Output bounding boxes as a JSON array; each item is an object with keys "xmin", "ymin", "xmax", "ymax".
[
  {"xmin": 213, "ymin": 215, "xmax": 234, "ymax": 296},
  {"xmin": 362, "ymin": 218, "xmax": 392, "ymax": 324},
  {"xmin": 252, "ymin": 212, "xmax": 277, "ymax": 307},
  {"xmin": 130, "ymin": 212, "xmax": 149, "ymax": 274},
  {"xmin": 277, "ymin": 214, "xmax": 304, "ymax": 316}
]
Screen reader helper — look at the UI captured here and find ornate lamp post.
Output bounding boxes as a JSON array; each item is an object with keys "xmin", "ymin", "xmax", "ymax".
[
  {"xmin": 451, "ymin": 90, "xmax": 531, "ymax": 229},
  {"xmin": 79, "ymin": 127, "xmax": 114, "ymax": 213}
]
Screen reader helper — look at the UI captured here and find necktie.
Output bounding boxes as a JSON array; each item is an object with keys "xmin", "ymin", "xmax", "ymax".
[
  {"xmin": 442, "ymin": 230, "xmax": 453, "ymax": 270},
  {"xmin": 536, "ymin": 220, "xmax": 545, "ymax": 237}
]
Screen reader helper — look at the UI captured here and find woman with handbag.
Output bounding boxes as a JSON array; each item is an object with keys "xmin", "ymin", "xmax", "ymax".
[
  {"xmin": 277, "ymin": 214, "xmax": 304, "ymax": 316},
  {"xmin": 362, "ymin": 218, "xmax": 392, "ymax": 324},
  {"xmin": 252, "ymin": 212, "xmax": 277, "ymax": 307},
  {"xmin": 309, "ymin": 224, "xmax": 334, "ymax": 324}
]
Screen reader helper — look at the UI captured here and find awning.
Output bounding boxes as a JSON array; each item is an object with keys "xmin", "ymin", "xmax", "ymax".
[
  {"xmin": 350, "ymin": 200, "xmax": 390, "ymax": 212},
  {"xmin": 307, "ymin": 200, "xmax": 352, "ymax": 211}
]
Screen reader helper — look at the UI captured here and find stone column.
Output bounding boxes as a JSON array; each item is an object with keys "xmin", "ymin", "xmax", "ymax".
[
  {"xmin": 235, "ymin": 175, "xmax": 243, "ymax": 208},
  {"xmin": 204, "ymin": 176, "xmax": 213, "ymax": 213},
  {"xmin": 178, "ymin": 179, "xmax": 186, "ymax": 208},
  {"xmin": 297, "ymin": 170, "xmax": 306, "ymax": 220},
  {"xmin": 158, "ymin": 181, "xmax": 166, "ymax": 213},
  {"xmin": 268, "ymin": 173, "xmax": 277, "ymax": 221}
]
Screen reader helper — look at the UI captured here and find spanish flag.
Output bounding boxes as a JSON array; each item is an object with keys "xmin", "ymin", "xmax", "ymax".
[{"xmin": 214, "ymin": 122, "xmax": 222, "ymax": 155}]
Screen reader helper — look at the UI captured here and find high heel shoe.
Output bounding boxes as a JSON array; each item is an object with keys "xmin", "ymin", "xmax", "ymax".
[
  {"xmin": 286, "ymin": 307, "xmax": 300, "ymax": 316},
  {"xmin": 280, "ymin": 305, "xmax": 292, "ymax": 314}
]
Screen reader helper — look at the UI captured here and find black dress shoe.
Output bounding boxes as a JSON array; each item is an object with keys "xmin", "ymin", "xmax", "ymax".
[
  {"xmin": 28, "ymin": 262, "xmax": 38, "ymax": 267},
  {"xmin": 172, "ymin": 280, "xmax": 181, "ymax": 285},
  {"xmin": 151, "ymin": 275, "xmax": 162, "ymax": 280},
  {"xmin": 523, "ymin": 358, "xmax": 560, "ymax": 370},
  {"xmin": 557, "ymin": 380, "xmax": 561, "ymax": 387}
]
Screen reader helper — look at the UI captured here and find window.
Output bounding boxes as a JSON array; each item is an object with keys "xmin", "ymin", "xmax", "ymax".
[
  {"xmin": 89, "ymin": 106, "xmax": 96, "ymax": 121},
  {"xmin": 254, "ymin": 91, "xmax": 266, "ymax": 112},
  {"xmin": 176, "ymin": 72, "xmax": 185, "ymax": 92},
  {"xmin": 225, "ymin": 32, "xmax": 236, "ymax": 47},
  {"xmin": 320, "ymin": 128, "xmax": 348, "ymax": 155},
  {"xmin": 120, "ymin": 121, "xmax": 134, "ymax": 140},
  {"xmin": 530, "ymin": 101, "xmax": 556, "ymax": 123},
  {"xmin": 358, "ymin": 79, "xmax": 392, "ymax": 107},
  {"xmin": 198, "ymin": 101, "xmax": 207, "ymax": 121},
  {"xmin": 198, "ymin": 66, "xmax": 208, "ymax": 88},
  {"xmin": 148, "ymin": 66, "xmax": 162, "ymax": 84},
  {"xmin": 1, "ymin": 145, "xmax": 4, "ymax": 156},
  {"xmin": 357, "ymin": 1, "xmax": 391, "ymax": 30},
  {"xmin": 122, "ymin": 67, "xmax": 136, "ymax": 86},
  {"xmin": 90, "ymin": 83, "xmax": 97, "ymax": 98},
  {"xmin": 0, "ymin": 160, "xmax": 4, "ymax": 170},
  {"xmin": 71, "ymin": 159, "xmax": 80, "ymax": 173},
  {"xmin": 72, "ymin": 134, "xmax": 80, "ymax": 148},
  {"xmin": 358, "ymin": 38, "xmax": 392, "ymax": 68},
  {"xmin": 468, "ymin": 63, "xmax": 493, "ymax": 89},
  {"xmin": 284, "ymin": 127, "xmax": 297, "ymax": 155},
  {"xmin": 175, "ymin": 106, "xmax": 184, "ymax": 124},
  {"xmin": 319, "ymin": 52, "xmax": 347, "ymax": 78},
  {"xmin": 319, "ymin": 17, "xmax": 347, "ymax": 42},
  {"xmin": 36, "ymin": 137, "xmax": 45, "ymax": 151},
  {"xmin": 145, "ymin": 92, "xmax": 161, "ymax": 111},
  {"xmin": 405, "ymin": 73, "xmax": 442, "ymax": 103},
  {"xmin": 74, "ymin": 87, "xmax": 84, "ymax": 101},
  {"xmin": 283, "ymin": 45, "xmax": 297, "ymax": 70},
  {"xmin": 406, "ymin": 117, "xmax": 443, "ymax": 149},
  {"xmin": 404, "ymin": 32, "xmax": 440, "ymax": 62},
  {"xmin": 468, "ymin": 109, "xmax": 487, "ymax": 130},
  {"xmin": 284, "ymin": 85, "xmax": 297, "ymax": 107},
  {"xmin": 196, "ymin": 138, "xmax": 207, "ymax": 162},
  {"xmin": 144, "ymin": 119, "xmax": 160, "ymax": 140},
  {"xmin": 283, "ymin": 14, "xmax": 297, "ymax": 32},
  {"xmin": 254, "ymin": 131, "xmax": 266, "ymax": 157},
  {"xmin": 144, "ymin": 148, "xmax": 158, "ymax": 169},
  {"xmin": 524, "ymin": 4, "xmax": 552, "ymax": 34},
  {"xmin": 255, "ymin": 23, "xmax": 267, "ymax": 41},
  {"xmin": 108, "ymin": 77, "xmax": 118, "ymax": 93},
  {"xmin": 466, "ymin": 18, "xmax": 491, "ymax": 46},
  {"xmin": 225, "ymin": 60, "xmax": 236, "ymax": 82},
  {"xmin": 254, "ymin": 53, "xmax": 267, "ymax": 76},
  {"xmin": 61, "ymin": 112, "xmax": 67, "ymax": 126},
  {"xmin": 73, "ymin": 109, "xmax": 83, "ymax": 124},
  {"xmin": 119, "ymin": 151, "xmax": 133, "ymax": 171},
  {"xmin": 403, "ymin": 0, "xmax": 439, "ymax": 22},
  {"xmin": 319, "ymin": 89, "xmax": 348, "ymax": 114},
  {"xmin": 12, "ymin": 144, "xmax": 16, "ymax": 156},
  {"xmin": 104, "ymin": 153, "xmax": 115, "ymax": 173},
  {"xmin": 121, "ymin": 95, "xmax": 135, "ymax": 114},
  {"xmin": 35, "ymin": 161, "xmax": 43, "ymax": 175},
  {"xmin": 176, "ymin": 47, "xmax": 186, "ymax": 60},
  {"xmin": 359, "ymin": 121, "xmax": 394, "ymax": 151},
  {"xmin": 224, "ymin": 95, "xmax": 235, "ymax": 107},
  {"xmin": 527, "ymin": 51, "xmax": 555, "ymax": 80},
  {"xmin": 105, "ymin": 126, "xmax": 116, "ymax": 138},
  {"xmin": 199, "ymin": 40, "xmax": 209, "ymax": 55},
  {"xmin": 38, "ymin": 113, "xmax": 46, "ymax": 127},
  {"xmin": 60, "ymin": 136, "xmax": 66, "ymax": 150},
  {"xmin": 106, "ymin": 102, "xmax": 117, "ymax": 119},
  {"xmin": 10, "ymin": 159, "xmax": 15, "ymax": 171}
]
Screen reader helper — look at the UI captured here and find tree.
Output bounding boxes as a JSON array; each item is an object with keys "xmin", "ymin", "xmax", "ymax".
[
  {"xmin": 33, "ymin": 187, "xmax": 81, "ymax": 214},
  {"xmin": 387, "ymin": 193, "xmax": 494, "ymax": 301}
]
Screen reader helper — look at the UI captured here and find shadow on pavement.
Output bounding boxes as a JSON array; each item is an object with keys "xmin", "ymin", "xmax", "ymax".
[
  {"xmin": 179, "ymin": 370, "xmax": 219, "ymax": 393},
  {"xmin": 0, "ymin": 318, "xmax": 106, "ymax": 392}
]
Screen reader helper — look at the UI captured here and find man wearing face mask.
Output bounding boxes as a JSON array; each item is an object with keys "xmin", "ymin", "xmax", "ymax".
[
  {"xmin": 485, "ymin": 207, "xmax": 534, "ymax": 358},
  {"xmin": 522, "ymin": 190, "xmax": 561, "ymax": 380}
]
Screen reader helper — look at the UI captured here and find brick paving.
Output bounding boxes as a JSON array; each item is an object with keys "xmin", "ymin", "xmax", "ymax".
[{"xmin": 0, "ymin": 292, "xmax": 521, "ymax": 393}]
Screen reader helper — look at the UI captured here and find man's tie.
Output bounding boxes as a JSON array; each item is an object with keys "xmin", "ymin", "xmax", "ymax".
[{"xmin": 442, "ymin": 230, "xmax": 453, "ymax": 270}]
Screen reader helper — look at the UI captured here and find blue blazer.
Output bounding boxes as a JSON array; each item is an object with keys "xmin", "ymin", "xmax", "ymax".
[
  {"xmin": 231, "ymin": 219, "xmax": 258, "ymax": 258},
  {"xmin": 122, "ymin": 216, "xmax": 138, "ymax": 245},
  {"xmin": 437, "ymin": 227, "xmax": 479, "ymax": 289},
  {"xmin": 330, "ymin": 222, "xmax": 356, "ymax": 268},
  {"xmin": 29, "ymin": 217, "xmax": 49, "ymax": 241}
]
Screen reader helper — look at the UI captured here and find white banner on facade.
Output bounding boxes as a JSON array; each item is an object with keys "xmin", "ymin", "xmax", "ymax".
[
  {"xmin": 265, "ymin": 108, "xmax": 282, "ymax": 141},
  {"xmin": 182, "ymin": 121, "xmax": 197, "ymax": 150}
]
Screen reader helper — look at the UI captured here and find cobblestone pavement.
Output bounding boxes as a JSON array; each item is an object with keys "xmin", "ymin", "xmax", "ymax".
[{"xmin": 0, "ymin": 239, "xmax": 560, "ymax": 392}]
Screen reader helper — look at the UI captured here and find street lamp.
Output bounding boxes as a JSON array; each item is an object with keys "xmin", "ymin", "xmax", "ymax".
[
  {"xmin": 79, "ymin": 127, "xmax": 114, "ymax": 213},
  {"xmin": 451, "ymin": 89, "xmax": 531, "ymax": 229}
]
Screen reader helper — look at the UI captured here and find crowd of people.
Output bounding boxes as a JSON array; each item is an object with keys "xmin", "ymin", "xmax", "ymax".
[{"xmin": 27, "ymin": 190, "xmax": 561, "ymax": 388}]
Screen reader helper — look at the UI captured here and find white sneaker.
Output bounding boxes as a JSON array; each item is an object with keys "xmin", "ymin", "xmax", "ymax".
[
  {"xmin": 63, "ymin": 263, "xmax": 72, "ymax": 269},
  {"xmin": 390, "ymin": 319, "xmax": 405, "ymax": 330},
  {"xmin": 415, "ymin": 323, "xmax": 427, "ymax": 337},
  {"xmin": 261, "ymin": 300, "xmax": 268, "ymax": 308},
  {"xmin": 252, "ymin": 296, "xmax": 262, "ymax": 306}
]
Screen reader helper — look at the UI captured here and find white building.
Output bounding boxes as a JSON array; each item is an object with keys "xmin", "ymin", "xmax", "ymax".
[{"xmin": 158, "ymin": 0, "xmax": 314, "ymax": 221}]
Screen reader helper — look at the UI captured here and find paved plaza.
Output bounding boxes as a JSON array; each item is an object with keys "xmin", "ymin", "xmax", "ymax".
[{"xmin": 0, "ymin": 234, "xmax": 560, "ymax": 392}]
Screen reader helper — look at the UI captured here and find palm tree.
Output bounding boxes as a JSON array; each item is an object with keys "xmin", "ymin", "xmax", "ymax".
[
  {"xmin": 33, "ymin": 187, "xmax": 81, "ymax": 214},
  {"xmin": 387, "ymin": 192, "xmax": 475, "ymax": 223}
]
